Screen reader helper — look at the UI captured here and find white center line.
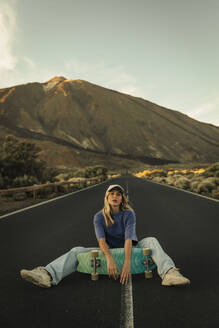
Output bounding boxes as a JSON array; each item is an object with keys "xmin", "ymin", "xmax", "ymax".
[
  {"xmin": 120, "ymin": 275, "xmax": 134, "ymax": 328},
  {"xmin": 120, "ymin": 179, "xmax": 134, "ymax": 327}
]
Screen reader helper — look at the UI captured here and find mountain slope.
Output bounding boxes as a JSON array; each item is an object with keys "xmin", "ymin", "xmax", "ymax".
[{"xmin": 0, "ymin": 76, "xmax": 219, "ymax": 168}]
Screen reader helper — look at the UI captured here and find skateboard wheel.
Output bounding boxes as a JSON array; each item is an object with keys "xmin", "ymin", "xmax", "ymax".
[
  {"xmin": 91, "ymin": 273, "xmax": 99, "ymax": 281},
  {"xmin": 143, "ymin": 248, "xmax": 151, "ymax": 256},
  {"xmin": 91, "ymin": 250, "xmax": 99, "ymax": 258},
  {"xmin": 145, "ymin": 270, "xmax": 153, "ymax": 279}
]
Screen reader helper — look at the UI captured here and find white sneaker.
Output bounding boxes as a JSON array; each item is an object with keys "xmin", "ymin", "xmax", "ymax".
[
  {"xmin": 20, "ymin": 266, "xmax": 52, "ymax": 288},
  {"xmin": 162, "ymin": 267, "xmax": 190, "ymax": 286}
]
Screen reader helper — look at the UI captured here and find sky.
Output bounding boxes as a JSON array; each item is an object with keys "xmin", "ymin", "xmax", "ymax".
[{"xmin": 0, "ymin": 0, "xmax": 219, "ymax": 126}]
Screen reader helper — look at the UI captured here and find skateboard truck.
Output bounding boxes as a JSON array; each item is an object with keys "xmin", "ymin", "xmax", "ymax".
[
  {"xmin": 142, "ymin": 248, "xmax": 153, "ymax": 278},
  {"xmin": 90, "ymin": 250, "xmax": 101, "ymax": 281}
]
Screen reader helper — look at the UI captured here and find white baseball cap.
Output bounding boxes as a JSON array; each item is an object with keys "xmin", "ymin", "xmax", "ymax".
[{"xmin": 106, "ymin": 184, "xmax": 125, "ymax": 194}]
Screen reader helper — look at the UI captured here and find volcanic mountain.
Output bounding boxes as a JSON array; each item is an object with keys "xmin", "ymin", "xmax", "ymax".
[{"xmin": 0, "ymin": 76, "xmax": 219, "ymax": 169}]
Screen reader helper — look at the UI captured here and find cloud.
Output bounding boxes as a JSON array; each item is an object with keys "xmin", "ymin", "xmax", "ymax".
[
  {"xmin": 0, "ymin": 57, "xmax": 60, "ymax": 88},
  {"xmin": 187, "ymin": 95, "xmax": 219, "ymax": 126},
  {"xmin": 189, "ymin": 100, "xmax": 219, "ymax": 117},
  {"xmin": 0, "ymin": 1, "xmax": 17, "ymax": 71},
  {"xmin": 65, "ymin": 59, "xmax": 155, "ymax": 99},
  {"xmin": 0, "ymin": 1, "xmax": 53, "ymax": 88},
  {"xmin": 0, "ymin": 6, "xmax": 154, "ymax": 100}
]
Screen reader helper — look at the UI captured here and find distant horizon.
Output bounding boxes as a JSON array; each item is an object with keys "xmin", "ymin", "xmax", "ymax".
[{"xmin": 1, "ymin": 0, "xmax": 219, "ymax": 127}]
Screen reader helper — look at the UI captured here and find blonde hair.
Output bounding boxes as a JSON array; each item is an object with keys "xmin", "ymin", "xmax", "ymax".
[{"xmin": 102, "ymin": 191, "xmax": 133, "ymax": 228}]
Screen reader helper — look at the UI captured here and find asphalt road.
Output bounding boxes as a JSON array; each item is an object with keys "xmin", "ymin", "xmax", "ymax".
[{"xmin": 0, "ymin": 175, "xmax": 219, "ymax": 328}]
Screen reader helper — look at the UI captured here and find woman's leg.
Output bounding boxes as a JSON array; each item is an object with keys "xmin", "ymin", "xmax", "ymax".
[
  {"xmin": 137, "ymin": 237, "xmax": 175, "ymax": 278},
  {"xmin": 45, "ymin": 246, "xmax": 99, "ymax": 285}
]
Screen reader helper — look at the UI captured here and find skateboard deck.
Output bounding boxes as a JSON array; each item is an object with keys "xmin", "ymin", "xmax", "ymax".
[{"xmin": 77, "ymin": 247, "xmax": 156, "ymax": 275}]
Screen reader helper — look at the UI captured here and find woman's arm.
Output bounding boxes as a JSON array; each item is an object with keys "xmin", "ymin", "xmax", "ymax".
[
  {"xmin": 98, "ymin": 238, "xmax": 119, "ymax": 280},
  {"xmin": 120, "ymin": 238, "xmax": 132, "ymax": 284},
  {"xmin": 120, "ymin": 210, "xmax": 137, "ymax": 284},
  {"xmin": 124, "ymin": 238, "xmax": 132, "ymax": 264}
]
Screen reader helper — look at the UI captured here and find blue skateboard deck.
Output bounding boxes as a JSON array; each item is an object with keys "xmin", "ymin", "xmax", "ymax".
[{"xmin": 77, "ymin": 248, "xmax": 156, "ymax": 275}]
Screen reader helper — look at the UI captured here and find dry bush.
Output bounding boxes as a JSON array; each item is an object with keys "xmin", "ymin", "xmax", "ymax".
[
  {"xmin": 203, "ymin": 162, "xmax": 219, "ymax": 177},
  {"xmin": 135, "ymin": 163, "xmax": 219, "ymax": 200},
  {"xmin": 55, "ymin": 173, "xmax": 68, "ymax": 182},
  {"xmin": 195, "ymin": 180, "xmax": 215, "ymax": 194},
  {"xmin": 152, "ymin": 177, "xmax": 166, "ymax": 183},
  {"xmin": 212, "ymin": 188, "xmax": 219, "ymax": 200},
  {"xmin": 165, "ymin": 174, "xmax": 182, "ymax": 186},
  {"xmin": 173, "ymin": 177, "xmax": 190, "ymax": 189},
  {"xmin": 190, "ymin": 177, "xmax": 203, "ymax": 193},
  {"xmin": 165, "ymin": 176, "xmax": 175, "ymax": 185},
  {"xmin": 201, "ymin": 177, "xmax": 219, "ymax": 186},
  {"xmin": 149, "ymin": 169, "xmax": 167, "ymax": 177}
]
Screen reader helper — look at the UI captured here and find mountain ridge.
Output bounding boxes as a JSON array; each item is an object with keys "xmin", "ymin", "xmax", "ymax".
[{"xmin": 0, "ymin": 76, "xmax": 219, "ymax": 169}]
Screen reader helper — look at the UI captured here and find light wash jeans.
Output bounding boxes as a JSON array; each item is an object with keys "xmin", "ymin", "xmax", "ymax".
[{"xmin": 45, "ymin": 237, "xmax": 175, "ymax": 285}]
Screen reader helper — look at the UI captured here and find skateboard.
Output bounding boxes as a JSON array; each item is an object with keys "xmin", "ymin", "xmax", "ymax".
[{"xmin": 77, "ymin": 248, "xmax": 156, "ymax": 280}]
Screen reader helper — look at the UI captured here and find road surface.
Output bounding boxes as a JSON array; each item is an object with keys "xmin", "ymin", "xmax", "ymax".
[{"xmin": 0, "ymin": 175, "xmax": 219, "ymax": 328}]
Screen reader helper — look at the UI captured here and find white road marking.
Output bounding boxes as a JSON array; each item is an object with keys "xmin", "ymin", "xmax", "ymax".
[
  {"xmin": 119, "ymin": 179, "xmax": 134, "ymax": 328},
  {"xmin": 141, "ymin": 178, "xmax": 219, "ymax": 203},
  {"xmin": 0, "ymin": 179, "xmax": 108, "ymax": 220},
  {"xmin": 120, "ymin": 275, "xmax": 134, "ymax": 328}
]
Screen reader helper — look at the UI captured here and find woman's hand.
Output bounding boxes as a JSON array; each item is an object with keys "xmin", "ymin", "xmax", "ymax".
[
  {"xmin": 121, "ymin": 239, "xmax": 132, "ymax": 284},
  {"xmin": 107, "ymin": 256, "xmax": 119, "ymax": 280},
  {"xmin": 120, "ymin": 262, "xmax": 131, "ymax": 285}
]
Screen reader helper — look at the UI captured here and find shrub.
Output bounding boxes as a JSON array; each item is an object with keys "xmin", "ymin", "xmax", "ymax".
[
  {"xmin": 203, "ymin": 162, "xmax": 219, "ymax": 177},
  {"xmin": 165, "ymin": 174, "xmax": 182, "ymax": 186},
  {"xmin": 190, "ymin": 177, "xmax": 203, "ymax": 193},
  {"xmin": 13, "ymin": 175, "xmax": 39, "ymax": 188},
  {"xmin": 72, "ymin": 165, "xmax": 108, "ymax": 179},
  {"xmin": 38, "ymin": 167, "xmax": 58, "ymax": 183},
  {"xmin": 56, "ymin": 172, "xmax": 72, "ymax": 181},
  {"xmin": 185, "ymin": 173, "xmax": 195, "ymax": 180},
  {"xmin": 201, "ymin": 177, "xmax": 219, "ymax": 186},
  {"xmin": 196, "ymin": 180, "xmax": 215, "ymax": 194},
  {"xmin": 2, "ymin": 176, "xmax": 11, "ymax": 189},
  {"xmin": 149, "ymin": 169, "xmax": 167, "ymax": 177},
  {"xmin": 152, "ymin": 177, "xmax": 166, "ymax": 183},
  {"xmin": 165, "ymin": 176, "xmax": 175, "ymax": 185},
  {"xmin": 135, "ymin": 163, "xmax": 219, "ymax": 200},
  {"xmin": 0, "ymin": 135, "xmax": 58, "ymax": 187},
  {"xmin": 38, "ymin": 186, "xmax": 54, "ymax": 198},
  {"xmin": 212, "ymin": 188, "xmax": 219, "ymax": 200},
  {"xmin": 83, "ymin": 165, "xmax": 107, "ymax": 178},
  {"xmin": 73, "ymin": 169, "xmax": 86, "ymax": 178},
  {"xmin": 200, "ymin": 190, "xmax": 212, "ymax": 197},
  {"xmin": 13, "ymin": 192, "xmax": 27, "ymax": 201},
  {"xmin": 173, "ymin": 177, "xmax": 190, "ymax": 189},
  {"xmin": 0, "ymin": 173, "xmax": 4, "ymax": 189}
]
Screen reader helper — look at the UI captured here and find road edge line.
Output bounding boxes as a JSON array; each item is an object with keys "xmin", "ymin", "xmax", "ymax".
[
  {"xmin": 135, "ymin": 177, "xmax": 219, "ymax": 203},
  {"xmin": 0, "ymin": 179, "xmax": 108, "ymax": 220}
]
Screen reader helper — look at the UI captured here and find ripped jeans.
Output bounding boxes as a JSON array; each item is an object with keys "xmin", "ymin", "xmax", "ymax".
[{"xmin": 45, "ymin": 237, "xmax": 175, "ymax": 285}]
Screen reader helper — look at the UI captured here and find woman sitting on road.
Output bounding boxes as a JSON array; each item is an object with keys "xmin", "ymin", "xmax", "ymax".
[{"xmin": 20, "ymin": 184, "xmax": 190, "ymax": 287}]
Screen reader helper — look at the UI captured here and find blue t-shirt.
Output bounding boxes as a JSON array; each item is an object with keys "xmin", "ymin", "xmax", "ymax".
[{"xmin": 93, "ymin": 209, "xmax": 138, "ymax": 248}]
